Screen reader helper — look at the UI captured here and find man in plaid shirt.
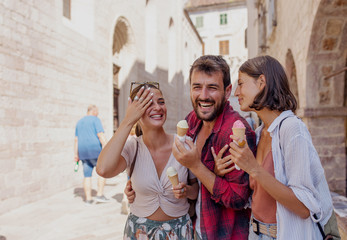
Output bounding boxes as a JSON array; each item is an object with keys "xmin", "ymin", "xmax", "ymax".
[{"xmin": 172, "ymin": 55, "xmax": 256, "ymax": 240}]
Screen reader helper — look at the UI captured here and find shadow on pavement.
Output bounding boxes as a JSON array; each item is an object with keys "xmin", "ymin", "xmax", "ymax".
[
  {"xmin": 112, "ymin": 193, "xmax": 123, "ymax": 203},
  {"xmin": 73, "ymin": 187, "xmax": 97, "ymax": 201}
]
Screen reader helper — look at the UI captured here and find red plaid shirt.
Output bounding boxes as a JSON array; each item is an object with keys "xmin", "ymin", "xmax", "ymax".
[{"xmin": 186, "ymin": 102, "xmax": 256, "ymax": 240}]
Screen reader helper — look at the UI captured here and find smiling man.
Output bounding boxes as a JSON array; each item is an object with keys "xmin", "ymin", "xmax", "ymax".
[{"xmin": 172, "ymin": 55, "xmax": 256, "ymax": 240}]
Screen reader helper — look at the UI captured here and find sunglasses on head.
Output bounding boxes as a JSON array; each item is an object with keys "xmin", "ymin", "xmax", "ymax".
[{"xmin": 130, "ymin": 81, "xmax": 160, "ymax": 95}]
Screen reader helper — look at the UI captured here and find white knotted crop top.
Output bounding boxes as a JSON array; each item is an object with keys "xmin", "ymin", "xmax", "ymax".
[{"xmin": 121, "ymin": 135, "xmax": 195, "ymax": 218}]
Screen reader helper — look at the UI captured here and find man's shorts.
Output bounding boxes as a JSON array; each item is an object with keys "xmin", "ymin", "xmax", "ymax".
[{"xmin": 81, "ymin": 159, "xmax": 98, "ymax": 177}]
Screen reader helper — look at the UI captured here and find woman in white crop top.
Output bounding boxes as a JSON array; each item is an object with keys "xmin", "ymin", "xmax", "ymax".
[{"xmin": 96, "ymin": 82, "xmax": 198, "ymax": 240}]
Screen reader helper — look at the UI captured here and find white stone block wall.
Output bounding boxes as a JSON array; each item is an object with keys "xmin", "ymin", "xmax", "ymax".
[
  {"xmin": 0, "ymin": 0, "xmax": 202, "ymax": 214},
  {"xmin": 246, "ymin": 0, "xmax": 347, "ymax": 195}
]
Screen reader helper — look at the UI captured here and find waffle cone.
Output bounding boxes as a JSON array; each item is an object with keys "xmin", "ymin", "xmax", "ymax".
[
  {"xmin": 232, "ymin": 128, "xmax": 246, "ymax": 147},
  {"xmin": 177, "ymin": 126, "xmax": 188, "ymax": 137},
  {"xmin": 232, "ymin": 127, "xmax": 245, "ymax": 137},
  {"xmin": 168, "ymin": 174, "xmax": 179, "ymax": 187}
]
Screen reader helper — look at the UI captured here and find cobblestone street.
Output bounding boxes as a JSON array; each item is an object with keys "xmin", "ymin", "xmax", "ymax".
[{"xmin": 0, "ymin": 172, "xmax": 128, "ymax": 240}]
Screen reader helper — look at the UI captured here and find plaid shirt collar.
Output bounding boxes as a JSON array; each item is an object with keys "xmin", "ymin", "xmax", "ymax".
[{"xmin": 187, "ymin": 101, "xmax": 231, "ymax": 140}]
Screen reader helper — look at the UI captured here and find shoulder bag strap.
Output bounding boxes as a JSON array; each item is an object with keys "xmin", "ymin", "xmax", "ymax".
[
  {"xmin": 314, "ymin": 214, "xmax": 327, "ymax": 239},
  {"xmin": 278, "ymin": 116, "xmax": 300, "ymax": 149},
  {"xmin": 278, "ymin": 116, "xmax": 290, "ymax": 149},
  {"xmin": 129, "ymin": 139, "xmax": 138, "ymax": 178}
]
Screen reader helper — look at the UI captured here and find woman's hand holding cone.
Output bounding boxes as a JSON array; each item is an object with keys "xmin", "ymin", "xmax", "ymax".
[{"xmin": 229, "ymin": 135, "xmax": 259, "ymax": 175}]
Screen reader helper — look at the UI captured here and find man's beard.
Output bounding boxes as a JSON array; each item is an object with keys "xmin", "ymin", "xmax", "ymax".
[{"xmin": 193, "ymin": 98, "xmax": 226, "ymax": 122}]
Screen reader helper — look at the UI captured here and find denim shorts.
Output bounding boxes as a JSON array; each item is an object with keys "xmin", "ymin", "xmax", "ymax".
[{"xmin": 81, "ymin": 159, "xmax": 97, "ymax": 177}]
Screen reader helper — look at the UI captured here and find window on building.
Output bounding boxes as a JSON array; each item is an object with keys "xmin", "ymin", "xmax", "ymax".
[
  {"xmin": 196, "ymin": 16, "xmax": 203, "ymax": 28},
  {"xmin": 219, "ymin": 40, "xmax": 229, "ymax": 55},
  {"xmin": 63, "ymin": 0, "xmax": 71, "ymax": 19},
  {"xmin": 220, "ymin": 13, "xmax": 227, "ymax": 25}
]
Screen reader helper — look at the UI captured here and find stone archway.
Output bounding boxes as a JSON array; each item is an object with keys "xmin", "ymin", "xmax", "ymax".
[
  {"xmin": 113, "ymin": 19, "xmax": 129, "ymax": 55},
  {"xmin": 305, "ymin": 0, "xmax": 347, "ymax": 195},
  {"xmin": 285, "ymin": 49, "xmax": 299, "ymax": 108},
  {"xmin": 112, "ymin": 17, "xmax": 135, "ymax": 132}
]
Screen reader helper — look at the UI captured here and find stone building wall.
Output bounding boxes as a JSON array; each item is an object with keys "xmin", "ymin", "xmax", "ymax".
[
  {"xmin": 246, "ymin": 0, "xmax": 347, "ymax": 195},
  {"xmin": 0, "ymin": 0, "xmax": 202, "ymax": 214},
  {"xmin": 307, "ymin": 117, "xmax": 346, "ymax": 192}
]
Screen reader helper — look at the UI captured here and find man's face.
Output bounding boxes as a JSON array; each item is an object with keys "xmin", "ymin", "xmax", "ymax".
[
  {"xmin": 93, "ymin": 108, "xmax": 99, "ymax": 116},
  {"xmin": 190, "ymin": 70, "xmax": 231, "ymax": 122}
]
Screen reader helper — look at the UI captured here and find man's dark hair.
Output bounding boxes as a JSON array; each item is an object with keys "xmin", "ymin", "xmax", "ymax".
[
  {"xmin": 239, "ymin": 55, "xmax": 297, "ymax": 112},
  {"xmin": 189, "ymin": 55, "xmax": 231, "ymax": 90}
]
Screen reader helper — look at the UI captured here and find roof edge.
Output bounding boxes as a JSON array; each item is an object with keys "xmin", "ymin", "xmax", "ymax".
[
  {"xmin": 185, "ymin": 0, "xmax": 246, "ymax": 13},
  {"xmin": 183, "ymin": 9, "xmax": 204, "ymax": 45}
]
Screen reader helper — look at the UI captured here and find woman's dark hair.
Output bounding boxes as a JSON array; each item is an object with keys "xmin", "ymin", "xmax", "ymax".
[
  {"xmin": 189, "ymin": 55, "xmax": 231, "ymax": 89},
  {"xmin": 239, "ymin": 55, "xmax": 297, "ymax": 112},
  {"xmin": 129, "ymin": 83, "xmax": 161, "ymax": 136}
]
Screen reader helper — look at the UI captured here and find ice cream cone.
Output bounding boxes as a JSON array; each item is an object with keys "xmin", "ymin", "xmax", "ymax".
[
  {"xmin": 232, "ymin": 128, "xmax": 246, "ymax": 147},
  {"xmin": 168, "ymin": 174, "xmax": 179, "ymax": 187},
  {"xmin": 232, "ymin": 120, "xmax": 247, "ymax": 170},
  {"xmin": 177, "ymin": 127, "xmax": 188, "ymax": 137},
  {"xmin": 166, "ymin": 167, "xmax": 179, "ymax": 187},
  {"xmin": 177, "ymin": 120, "xmax": 189, "ymax": 142}
]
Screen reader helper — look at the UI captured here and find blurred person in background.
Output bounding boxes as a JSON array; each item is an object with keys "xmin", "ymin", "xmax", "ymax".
[
  {"xmin": 74, "ymin": 105, "xmax": 109, "ymax": 205},
  {"xmin": 245, "ymin": 113, "xmax": 256, "ymax": 131}
]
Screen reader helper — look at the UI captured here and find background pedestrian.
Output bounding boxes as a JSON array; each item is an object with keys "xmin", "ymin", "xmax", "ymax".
[{"xmin": 74, "ymin": 105, "xmax": 109, "ymax": 204}]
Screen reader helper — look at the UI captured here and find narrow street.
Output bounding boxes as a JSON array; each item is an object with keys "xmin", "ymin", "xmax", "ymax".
[
  {"xmin": 0, "ymin": 172, "xmax": 129, "ymax": 240},
  {"xmin": 1, "ymin": 170, "xmax": 347, "ymax": 239}
]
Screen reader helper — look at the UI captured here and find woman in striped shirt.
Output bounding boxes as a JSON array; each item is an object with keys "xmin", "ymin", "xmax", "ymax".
[{"xmin": 215, "ymin": 55, "xmax": 334, "ymax": 239}]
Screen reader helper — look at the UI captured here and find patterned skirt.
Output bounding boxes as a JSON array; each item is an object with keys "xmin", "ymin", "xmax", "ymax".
[{"xmin": 123, "ymin": 213, "xmax": 193, "ymax": 240}]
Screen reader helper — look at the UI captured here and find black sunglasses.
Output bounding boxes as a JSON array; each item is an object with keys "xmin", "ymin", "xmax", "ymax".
[{"xmin": 130, "ymin": 81, "xmax": 160, "ymax": 95}]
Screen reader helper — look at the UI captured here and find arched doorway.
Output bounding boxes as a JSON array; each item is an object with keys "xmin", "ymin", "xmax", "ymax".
[
  {"xmin": 285, "ymin": 49, "xmax": 299, "ymax": 108},
  {"xmin": 112, "ymin": 17, "xmax": 134, "ymax": 132},
  {"xmin": 306, "ymin": 0, "xmax": 347, "ymax": 195}
]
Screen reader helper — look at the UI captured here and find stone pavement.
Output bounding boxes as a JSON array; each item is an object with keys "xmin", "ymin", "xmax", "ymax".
[
  {"xmin": 0, "ymin": 172, "xmax": 129, "ymax": 240},
  {"xmin": 1, "ymin": 170, "xmax": 347, "ymax": 240}
]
